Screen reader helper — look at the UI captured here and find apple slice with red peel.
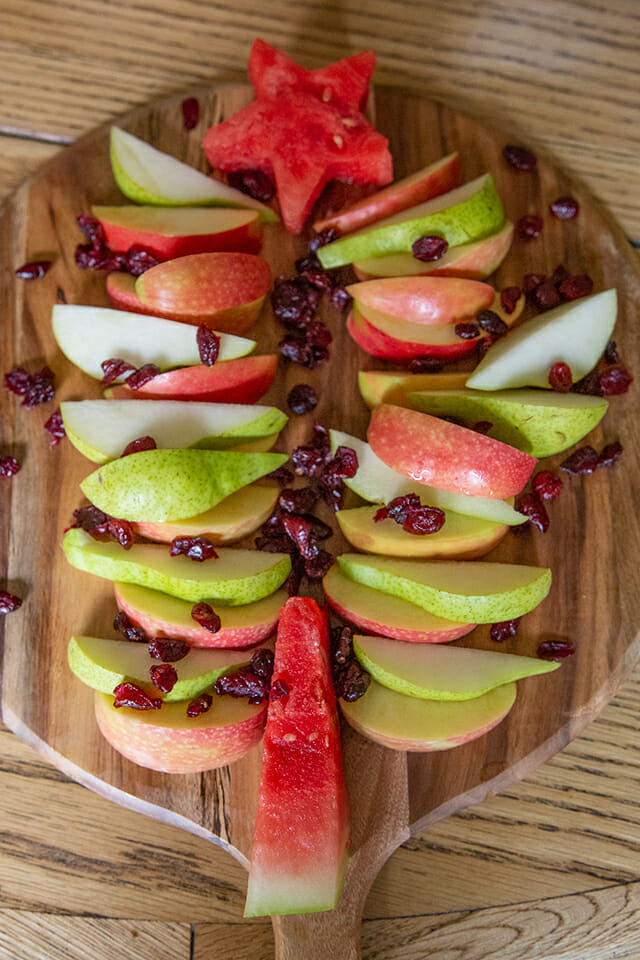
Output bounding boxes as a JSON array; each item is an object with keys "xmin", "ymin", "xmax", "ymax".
[
  {"xmin": 346, "ymin": 276, "xmax": 495, "ymax": 325},
  {"xmin": 105, "ymin": 354, "xmax": 278, "ymax": 403},
  {"xmin": 348, "ymin": 306, "xmax": 479, "ymax": 360},
  {"xmin": 340, "ymin": 678, "xmax": 516, "ymax": 752},
  {"xmin": 107, "ymin": 272, "xmax": 149, "ymax": 313},
  {"xmin": 337, "ymin": 504, "xmax": 508, "ymax": 559},
  {"xmin": 358, "ymin": 370, "xmax": 469, "ymax": 408},
  {"xmin": 322, "ymin": 565, "xmax": 474, "ymax": 644},
  {"xmin": 352, "ymin": 219, "xmax": 514, "ymax": 280},
  {"xmin": 353, "ymin": 633, "xmax": 559, "ymax": 701},
  {"xmin": 94, "ymin": 689, "xmax": 267, "ymax": 773},
  {"xmin": 91, "ymin": 205, "xmax": 263, "ymax": 259},
  {"xmin": 313, "ymin": 152, "xmax": 461, "ymax": 235},
  {"xmin": 114, "ymin": 582, "xmax": 285, "ymax": 649},
  {"xmin": 368, "ymin": 404, "xmax": 537, "ymax": 499}
]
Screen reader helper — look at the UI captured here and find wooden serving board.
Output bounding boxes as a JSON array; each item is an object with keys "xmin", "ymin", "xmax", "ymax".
[{"xmin": 1, "ymin": 84, "xmax": 640, "ymax": 959}]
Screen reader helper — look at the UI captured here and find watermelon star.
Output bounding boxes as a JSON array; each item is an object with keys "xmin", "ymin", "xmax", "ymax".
[{"xmin": 202, "ymin": 41, "xmax": 393, "ymax": 234}]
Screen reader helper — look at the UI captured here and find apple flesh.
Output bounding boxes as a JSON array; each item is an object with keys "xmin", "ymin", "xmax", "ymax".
[
  {"xmin": 322, "ymin": 565, "xmax": 474, "ymax": 643},
  {"xmin": 337, "ymin": 553, "xmax": 552, "ymax": 623},
  {"xmin": 340, "ymin": 678, "xmax": 516, "ymax": 752},
  {"xmin": 353, "ymin": 634, "xmax": 559, "ymax": 701},
  {"xmin": 410, "ymin": 388, "xmax": 609, "ymax": 457},
  {"xmin": 313, "ymin": 152, "xmax": 461, "ymax": 235},
  {"xmin": 114, "ymin": 582, "xmax": 285, "ymax": 648},
  {"xmin": 368, "ymin": 404, "xmax": 537, "ymax": 499},
  {"xmin": 63, "ymin": 528, "xmax": 292, "ymax": 605},
  {"xmin": 346, "ymin": 276, "xmax": 495, "ymax": 325},
  {"xmin": 358, "ymin": 370, "xmax": 469, "ymax": 408},
  {"xmin": 105, "ymin": 354, "xmax": 278, "ymax": 404},
  {"xmin": 95, "ymin": 689, "xmax": 267, "ymax": 773},
  {"xmin": 347, "ymin": 306, "xmax": 480, "ymax": 361}
]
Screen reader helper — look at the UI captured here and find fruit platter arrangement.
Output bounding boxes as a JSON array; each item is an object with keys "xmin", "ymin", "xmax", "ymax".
[{"xmin": 1, "ymin": 39, "xmax": 639, "ymax": 956}]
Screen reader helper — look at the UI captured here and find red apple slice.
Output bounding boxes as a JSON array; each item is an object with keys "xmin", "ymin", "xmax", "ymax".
[
  {"xmin": 91, "ymin": 205, "xmax": 263, "ymax": 259},
  {"xmin": 105, "ymin": 354, "xmax": 278, "ymax": 403},
  {"xmin": 347, "ymin": 306, "xmax": 479, "ymax": 360},
  {"xmin": 347, "ymin": 276, "xmax": 495, "ymax": 325},
  {"xmin": 368, "ymin": 404, "xmax": 537, "ymax": 499},
  {"xmin": 313, "ymin": 152, "xmax": 461, "ymax": 235}
]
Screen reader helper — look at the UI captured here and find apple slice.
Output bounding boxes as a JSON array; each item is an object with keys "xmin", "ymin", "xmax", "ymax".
[
  {"xmin": 61, "ymin": 399, "xmax": 287, "ymax": 463},
  {"xmin": 410, "ymin": 388, "xmax": 609, "ymax": 457},
  {"xmin": 80, "ymin": 448, "xmax": 288, "ymax": 522},
  {"xmin": 337, "ymin": 553, "xmax": 552, "ymax": 623},
  {"xmin": 68, "ymin": 635, "xmax": 261, "ymax": 702},
  {"xmin": 110, "ymin": 126, "xmax": 278, "ymax": 221},
  {"xmin": 329, "ymin": 429, "xmax": 525, "ymax": 526},
  {"xmin": 346, "ymin": 276, "xmax": 495, "ymax": 324},
  {"xmin": 340, "ymin": 678, "xmax": 516, "ymax": 751},
  {"xmin": 352, "ymin": 220, "xmax": 514, "ymax": 281},
  {"xmin": 114, "ymin": 582, "xmax": 285, "ymax": 648},
  {"xmin": 62, "ymin": 528, "xmax": 291, "ymax": 604},
  {"xmin": 91, "ymin": 205, "xmax": 263, "ymax": 258},
  {"xmin": 347, "ymin": 306, "xmax": 480, "ymax": 360},
  {"xmin": 132, "ymin": 484, "xmax": 279, "ymax": 544},
  {"xmin": 94, "ymin": 689, "xmax": 267, "ymax": 773},
  {"xmin": 317, "ymin": 174, "xmax": 504, "ymax": 269},
  {"xmin": 358, "ymin": 370, "xmax": 469, "ymax": 408},
  {"xmin": 353, "ymin": 634, "xmax": 559, "ymax": 701},
  {"xmin": 337, "ymin": 504, "xmax": 508, "ymax": 559},
  {"xmin": 52, "ymin": 304, "xmax": 255, "ymax": 380},
  {"xmin": 466, "ymin": 290, "xmax": 618, "ymax": 391},
  {"xmin": 322, "ymin": 565, "xmax": 474, "ymax": 643},
  {"xmin": 104, "ymin": 354, "xmax": 278, "ymax": 404},
  {"xmin": 313, "ymin": 152, "xmax": 461, "ymax": 235},
  {"xmin": 368, "ymin": 405, "xmax": 536, "ymax": 499}
]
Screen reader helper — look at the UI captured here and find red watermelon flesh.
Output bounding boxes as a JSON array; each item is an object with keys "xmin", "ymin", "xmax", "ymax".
[{"xmin": 244, "ymin": 597, "xmax": 350, "ymax": 917}]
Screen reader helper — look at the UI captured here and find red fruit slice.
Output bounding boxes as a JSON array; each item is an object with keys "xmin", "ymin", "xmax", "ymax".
[
  {"xmin": 244, "ymin": 597, "xmax": 350, "ymax": 917},
  {"xmin": 105, "ymin": 354, "xmax": 278, "ymax": 403},
  {"xmin": 347, "ymin": 308, "xmax": 480, "ymax": 361}
]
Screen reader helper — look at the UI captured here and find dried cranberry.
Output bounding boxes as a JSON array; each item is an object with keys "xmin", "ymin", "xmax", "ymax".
[
  {"xmin": 500, "ymin": 286, "xmax": 521, "ymax": 315},
  {"xmin": 113, "ymin": 681, "xmax": 162, "ymax": 710},
  {"xmin": 295, "ymin": 254, "xmax": 335, "ymax": 291},
  {"xmin": 4, "ymin": 367, "xmax": 31, "ymax": 396},
  {"xmin": 411, "ymin": 235, "xmax": 448, "ymax": 261},
  {"xmin": 532, "ymin": 279, "xmax": 562, "ymax": 311},
  {"xmin": 278, "ymin": 486, "xmax": 319, "ymax": 514},
  {"xmin": 100, "ymin": 358, "xmax": 137, "ymax": 387},
  {"xmin": 376, "ymin": 494, "xmax": 420, "ymax": 524},
  {"xmin": 332, "ymin": 625, "xmax": 354, "ymax": 665},
  {"xmin": 476, "ymin": 310, "xmax": 508, "ymax": 338},
  {"xmin": 121, "ymin": 436, "xmax": 157, "ymax": 457},
  {"xmin": 215, "ymin": 667, "xmax": 269, "ymax": 705},
  {"xmin": 292, "ymin": 444, "xmax": 329, "ymax": 478},
  {"xmin": 124, "ymin": 246, "xmax": 160, "ymax": 276},
  {"xmin": 44, "ymin": 408, "xmax": 66, "ymax": 447},
  {"xmin": 304, "ymin": 549, "xmax": 335, "ymax": 580},
  {"xmin": 558, "ymin": 275, "xmax": 593, "ymax": 301},
  {"xmin": 571, "ymin": 369, "xmax": 603, "ymax": 396},
  {"xmin": 0, "ymin": 591, "xmax": 22, "ymax": 614},
  {"xmin": 503, "ymin": 144, "xmax": 537, "ymax": 171},
  {"xmin": 279, "ymin": 334, "xmax": 314, "ymax": 367},
  {"xmin": 281, "ymin": 515, "xmax": 318, "ymax": 559},
  {"xmin": 537, "ymin": 640, "xmax": 576, "ymax": 661},
  {"xmin": 335, "ymin": 658, "xmax": 370, "ymax": 702},
  {"xmin": 332, "ymin": 445, "xmax": 358, "ymax": 479},
  {"xmin": 514, "ymin": 492, "xmax": 550, "ymax": 532},
  {"xmin": 476, "ymin": 337, "xmax": 494, "ymax": 358},
  {"xmin": 548, "ymin": 361, "xmax": 573, "ymax": 392},
  {"xmin": 126, "ymin": 364, "xmax": 160, "ymax": 390},
  {"xmin": 270, "ymin": 679, "xmax": 290, "ymax": 700},
  {"xmin": 227, "ymin": 169, "xmax": 275, "ymax": 202},
  {"xmin": 250, "ymin": 649, "xmax": 275, "ymax": 681},
  {"xmin": 550, "ymin": 197, "xmax": 579, "ymax": 220},
  {"xmin": 196, "ymin": 325, "xmax": 220, "ymax": 366},
  {"xmin": 329, "ymin": 286, "xmax": 353, "ymax": 313},
  {"xmin": 148, "ymin": 637, "xmax": 190, "ymax": 662},
  {"xmin": 15, "ymin": 260, "xmax": 52, "ymax": 280},
  {"xmin": 149, "ymin": 663, "xmax": 178, "ymax": 693},
  {"xmin": 73, "ymin": 504, "xmax": 109, "ymax": 533},
  {"xmin": 560, "ymin": 446, "xmax": 600, "ymax": 475},
  {"xmin": 107, "ymin": 517, "xmax": 136, "ymax": 549},
  {"xmin": 309, "ymin": 228, "xmax": 340, "ymax": 252},
  {"xmin": 472, "ymin": 421, "xmax": 493, "ymax": 435},
  {"xmin": 23, "ymin": 367, "xmax": 55, "ymax": 408},
  {"xmin": 408, "ymin": 356, "xmax": 445, "ymax": 373},
  {"xmin": 77, "ymin": 214, "xmax": 106, "ymax": 246},
  {"xmin": 551, "ymin": 264, "xmax": 571, "ymax": 286},
  {"xmin": 113, "ymin": 610, "xmax": 147, "ymax": 643},
  {"xmin": 454, "ymin": 322, "xmax": 480, "ymax": 340},
  {"xmin": 181, "ymin": 96, "xmax": 199, "ymax": 130},
  {"xmin": 271, "ymin": 277, "xmax": 320, "ymax": 327},
  {"xmin": 284, "ymin": 557, "xmax": 305, "ymax": 596},
  {"xmin": 403, "ymin": 505, "xmax": 446, "ymax": 535},
  {"xmin": 604, "ymin": 340, "xmax": 619, "ymax": 365},
  {"xmin": 304, "ymin": 321, "xmax": 332, "ymax": 347},
  {"xmin": 267, "ymin": 464, "xmax": 295, "ymax": 487},
  {"xmin": 0, "ymin": 456, "xmax": 20, "ymax": 477},
  {"xmin": 533, "ymin": 471, "xmax": 563, "ymax": 500},
  {"xmin": 598, "ymin": 441, "xmax": 623, "ymax": 468},
  {"xmin": 190, "ymin": 601, "xmax": 222, "ymax": 633},
  {"xmin": 490, "ymin": 618, "xmax": 521, "ymax": 643},
  {"xmin": 523, "ymin": 273, "xmax": 546, "ymax": 294},
  {"xmin": 170, "ymin": 536, "xmax": 218, "ymax": 562},
  {"xmin": 187, "ymin": 693, "xmax": 213, "ymax": 717},
  {"xmin": 599, "ymin": 365, "xmax": 633, "ymax": 396},
  {"xmin": 516, "ymin": 215, "xmax": 544, "ymax": 240}
]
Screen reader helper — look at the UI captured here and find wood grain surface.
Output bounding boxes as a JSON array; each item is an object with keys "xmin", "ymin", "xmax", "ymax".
[{"xmin": 1, "ymin": 3, "xmax": 639, "ymax": 959}]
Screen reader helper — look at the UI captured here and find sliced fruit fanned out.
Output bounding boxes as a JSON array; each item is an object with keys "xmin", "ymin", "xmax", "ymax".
[
  {"xmin": 346, "ymin": 276, "xmax": 495, "ymax": 325},
  {"xmin": 347, "ymin": 305, "xmax": 481, "ymax": 361}
]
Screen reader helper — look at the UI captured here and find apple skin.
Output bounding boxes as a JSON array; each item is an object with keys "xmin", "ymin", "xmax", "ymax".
[
  {"xmin": 114, "ymin": 582, "xmax": 285, "ymax": 649},
  {"xmin": 347, "ymin": 307, "xmax": 479, "ymax": 360},
  {"xmin": 322, "ymin": 565, "xmax": 474, "ymax": 644},
  {"xmin": 352, "ymin": 219, "xmax": 514, "ymax": 281},
  {"xmin": 91, "ymin": 205, "xmax": 263, "ymax": 258},
  {"xmin": 94, "ymin": 690, "xmax": 267, "ymax": 773},
  {"xmin": 105, "ymin": 355, "xmax": 278, "ymax": 403},
  {"xmin": 313, "ymin": 152, "xmax": 461, "ymax": 235},
  {"xmin": 368, "ymin": 404, "xmax": 537, "ymax": 499},
  {"xmin": 346, "ymin": 276, "xmax": 495, "ymax": 325},
  {"xmin": 358, "ymin": 370, "xmax": 469, "ymax": 408}
]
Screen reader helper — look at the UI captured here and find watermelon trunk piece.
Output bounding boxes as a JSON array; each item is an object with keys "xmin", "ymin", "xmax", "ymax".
[{"xmin": 244, "ymin": 597, "xmax": 350, "ymax": 917}]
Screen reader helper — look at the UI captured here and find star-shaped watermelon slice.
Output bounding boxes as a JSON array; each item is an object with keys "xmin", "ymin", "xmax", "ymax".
[{"xmin": 202, "ymin": 41, "xmax": 393, "ymax": 234}]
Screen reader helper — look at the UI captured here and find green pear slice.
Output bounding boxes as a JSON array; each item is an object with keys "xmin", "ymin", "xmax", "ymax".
[
  {"xmin": 61, "ymin": 400, "xmax": 287, "ymax": 463},
  {"xmin": 466, "ymin": 290, "xmax": 617, "ymax": 390},
  {"xmin": 110, "ymin": 126, "xmax": 279, "ymax": 221},
  {"xmin": 80, "ymin": 449, "xmax": 288, "ymax": 521},
  {"xmin": 337, "ymin": 553, "xmax": 551, "ymax": 623},
  {"xmin": 68, "ymin": 635, "xmax": 258, "ymax": 702},
  {"xmin": 340, "ymin": 678, "xmax": 516, "ymax": 751},
  {"xmin": 317, "ymin": 174, "xmax": 504, "ymax": 268},
  {"xmin": 409, "ymin": 388, "xmax": 608, "ymax": 457},
  {"xmin": 62, "ymin": 528, "xmax": 291, "ymax": 604},
  {"xmin": 52, "ymin": 304, "xmax": 255, "ymax": 380},
  {"xmin": 353, "ymin": 634, "xmax": 558, "ymax": 701},
  {"xmin": 330, "ymin": 429, "xmax": 524, "ymax": 526}
]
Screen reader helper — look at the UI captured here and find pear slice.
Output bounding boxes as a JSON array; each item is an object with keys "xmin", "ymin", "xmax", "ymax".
[
  {"xmin": 62, "ymin": 528, "xmax": 291, "ymax": 604},
  {"xmin": 358, "ymin": 370, "xmax": 469, "ymax": 408},
  {"xmin": 61, "ymin": 400, "xmax": 287, "ymax": 463},
  {"xmin": 466, "ymin": 290, "xmax": 617, "ymax": 390},
  {"xmin": 337, "ymin": 553, "xmax": 551, "ymax": 623},
  {"xmin": 68, "ymin": 635, "xmax": 259, "ymax": 702},
  {"xmin": 110, "ymin": 126, "xmax": 278, "ymax": 221},
  {"xmin": 80, "ymin": 448, "xmax": 288, "ymax": 522},
  {"xmin": 409, "ymin": 388, "xmax": 608, "ymax": 457},
  {"xmin": 52, "ymin": 303, "xmax": 255, "ymax": 380},
  {"xmin": 329, "ymin": 429, "xmax": 524, "ymax": 526},
  {"xmin": 340, "ymin": 678, "xmax": 516, "ymax": 751},
  {"xmin": 353, "ymin": 634, "xmax": 558, "ymax": 701}
]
